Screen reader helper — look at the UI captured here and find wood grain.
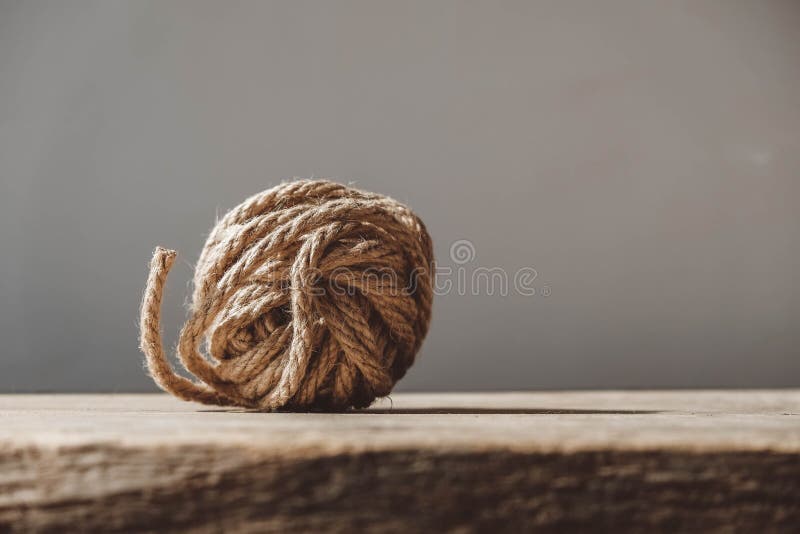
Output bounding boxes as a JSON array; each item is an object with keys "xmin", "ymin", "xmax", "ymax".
[{"xmin": 1, "ymin": 391, "xmax": 798, "ymax": 532}]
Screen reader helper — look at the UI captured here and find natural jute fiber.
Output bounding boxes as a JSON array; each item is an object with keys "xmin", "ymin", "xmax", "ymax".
[{"xmin": 139, "ymin": 180, "xmax": 434, "ymax": 411}]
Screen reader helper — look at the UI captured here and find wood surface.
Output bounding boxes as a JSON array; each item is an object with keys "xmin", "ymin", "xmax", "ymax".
[{"xmin": 1, "ymin": 391, "xmax": 798, "ymax": 532}]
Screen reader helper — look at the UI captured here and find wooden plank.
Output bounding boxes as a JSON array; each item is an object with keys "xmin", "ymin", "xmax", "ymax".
[{"xmin": 1, "ymin": 391, "xmax": 798, "ymax": 532}]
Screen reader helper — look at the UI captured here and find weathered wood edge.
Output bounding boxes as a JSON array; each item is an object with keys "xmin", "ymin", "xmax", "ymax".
[{"xmin": 1, "ymin": 442, "xmax": 798, "ymax": 532}]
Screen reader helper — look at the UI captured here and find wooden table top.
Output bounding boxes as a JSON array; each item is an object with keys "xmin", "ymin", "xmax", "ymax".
[
  {"xmin": 2, "ymin": 391, "xmax": 798, "ymax": 532},
  {"xmin": 1, "ymin": 391, "xmax": 798, "ymax": 453}
]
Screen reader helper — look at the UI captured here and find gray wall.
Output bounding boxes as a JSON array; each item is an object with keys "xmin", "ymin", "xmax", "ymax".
[{"xmin": 1, "ymin": 0, "xmax": 798, "ymax": 393}]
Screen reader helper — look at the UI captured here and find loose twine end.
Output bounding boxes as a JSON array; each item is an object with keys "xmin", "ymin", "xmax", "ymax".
[
  {"xmin": 139, "ymin": 246, "xmax": 232, "ymax": 407},
  {"xmin": 152, "ymin": 246, "xmax": 178, "ymax": 269}
]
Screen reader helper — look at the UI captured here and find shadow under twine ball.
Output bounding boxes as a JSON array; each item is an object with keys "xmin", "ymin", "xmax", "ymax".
[{"xmin": 139, "ymin": 180, "xmax": 434, "ymax": 411}]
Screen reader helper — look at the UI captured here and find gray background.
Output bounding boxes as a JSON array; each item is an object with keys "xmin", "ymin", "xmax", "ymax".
[{"xmin": 1, "ymin": 0, "xmax": 798, "ymax": 393}]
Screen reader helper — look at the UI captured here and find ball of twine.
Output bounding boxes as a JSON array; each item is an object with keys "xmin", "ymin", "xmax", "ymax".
[{"xmin": 139, "ymin": 180, "xmax": 434, "ymax": 411}]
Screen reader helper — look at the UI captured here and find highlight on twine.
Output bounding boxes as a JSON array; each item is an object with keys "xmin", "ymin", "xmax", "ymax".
[{"xmin": 139, "ymin": 180, "xmax": 434, "ymax": 411}]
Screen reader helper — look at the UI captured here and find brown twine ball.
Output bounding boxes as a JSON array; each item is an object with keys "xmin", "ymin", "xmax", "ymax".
[{"xmin": 139, "ymin": 180, "xmax": 434, "ymax": 411}]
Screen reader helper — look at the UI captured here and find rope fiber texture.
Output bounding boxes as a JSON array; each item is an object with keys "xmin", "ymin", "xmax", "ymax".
[{"xmin": 139, "ymin": 180, "xmax": 434, "ymax": 411}]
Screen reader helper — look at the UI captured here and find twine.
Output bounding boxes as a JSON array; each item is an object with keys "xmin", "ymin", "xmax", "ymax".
[{"xmin": 139, "ymin": 180, "xmax": 434, "ymax": 411}]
